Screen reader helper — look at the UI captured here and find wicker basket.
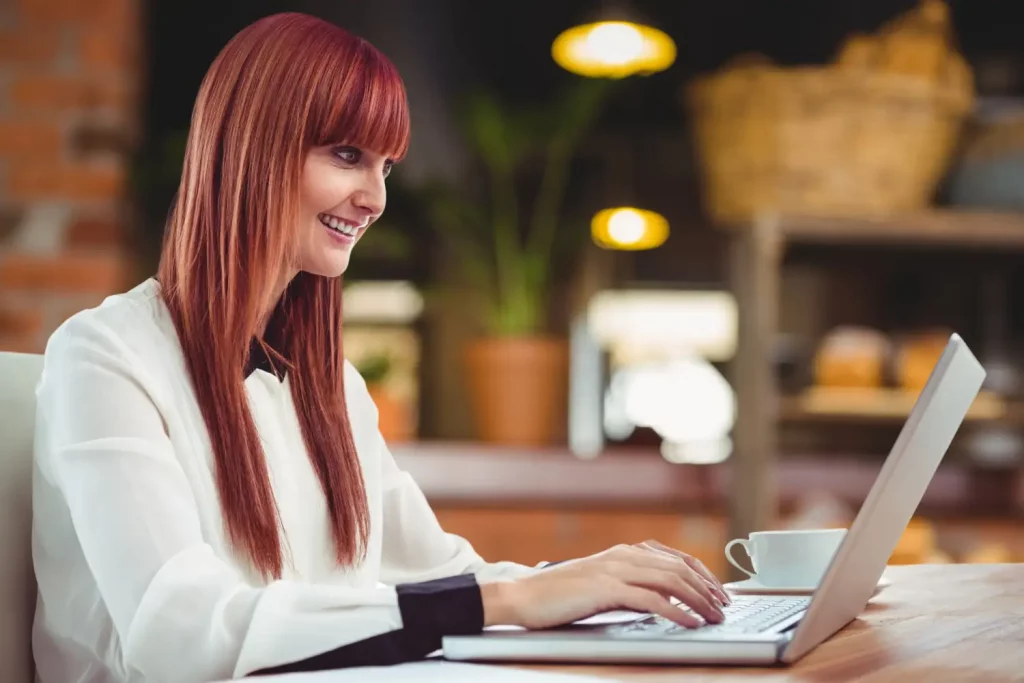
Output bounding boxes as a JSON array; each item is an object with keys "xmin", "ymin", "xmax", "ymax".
[{"xmin": 686, "ymin": 1, "xmax": 974, "ymax": 223}]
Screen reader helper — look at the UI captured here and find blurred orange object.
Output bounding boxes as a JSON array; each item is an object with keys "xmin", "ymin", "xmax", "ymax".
[
  {"xmin": 814, "ymin": 326, "xmax": 889, "ymax": 388},
  {"xmin": 890, "ymin": 518, "xmax": 937, "ymax": 564},
  {"xmin": 897, "ymin": 329, "xmax": 954, "ymax": 391},
  {"xmin": 962, "ymin": 542, "xmax": 1013, "ymax": 564},
  {"xmin": 367, "ymin": 385, "xmax": 413, "ymax": 443}
]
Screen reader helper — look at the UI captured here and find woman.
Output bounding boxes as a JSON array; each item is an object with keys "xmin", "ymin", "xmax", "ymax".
[{"xmin": 31, "ymin": 12, "xmax": 728, "ymax": 683}]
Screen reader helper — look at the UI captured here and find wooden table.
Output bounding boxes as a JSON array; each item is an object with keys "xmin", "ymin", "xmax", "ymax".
[{"xmin": 520, "ymin": 564, "xmax": 1024, "ymax": 682}]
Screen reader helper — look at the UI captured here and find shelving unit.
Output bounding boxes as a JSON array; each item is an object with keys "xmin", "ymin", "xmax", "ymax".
[
  {"xmin": 724, "ymin": 209, "xmax": 1024, "ymax": 555},
  {"xmin": 780, "ymin": 387, "xmax": 1022, "ymax": 424}
]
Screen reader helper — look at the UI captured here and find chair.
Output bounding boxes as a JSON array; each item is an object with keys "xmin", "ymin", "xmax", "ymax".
[{"xmin": 0, "ymin": 352, "xmax": 44, "ymax": 683}]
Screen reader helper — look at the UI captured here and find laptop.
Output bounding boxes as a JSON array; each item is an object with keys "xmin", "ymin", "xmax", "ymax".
[{"xmin": 443, "ymin": 333, "xmax": 985, "ymax": 666}]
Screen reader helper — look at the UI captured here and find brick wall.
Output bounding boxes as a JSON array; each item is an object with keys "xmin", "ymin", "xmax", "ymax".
[{"xmin": 0, "ymin": 0, "xmax": 142, "ymax": 353}]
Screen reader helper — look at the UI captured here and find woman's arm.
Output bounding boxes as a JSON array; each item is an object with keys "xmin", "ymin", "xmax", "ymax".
[
  {"xmin": 372, "ymin": 426, "xmax": 732, "ymax": 633},
  {"xmin": 35, "ymin": 316, "xmax": 486, "ymax": 682}
]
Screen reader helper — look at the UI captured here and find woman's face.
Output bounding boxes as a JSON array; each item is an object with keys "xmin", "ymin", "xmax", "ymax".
[{"xmin": 295, "ymin": 144, "xmax": 392, "ymax": 278}]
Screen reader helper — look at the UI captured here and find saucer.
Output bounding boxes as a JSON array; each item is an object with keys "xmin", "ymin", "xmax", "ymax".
[{"xmin": 724, "ymin": 575, "xmax": 891, "ymax": 597}]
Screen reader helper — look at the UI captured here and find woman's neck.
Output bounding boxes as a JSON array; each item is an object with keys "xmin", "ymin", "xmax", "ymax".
[{"xmin": 258, "ymin": 268, "xmax": 298, "ymax": 337}]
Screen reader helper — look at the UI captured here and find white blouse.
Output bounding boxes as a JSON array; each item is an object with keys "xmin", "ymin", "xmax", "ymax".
[{"xmin": 31, "ymin": 278, "xmax": 540, "ymax": 683}]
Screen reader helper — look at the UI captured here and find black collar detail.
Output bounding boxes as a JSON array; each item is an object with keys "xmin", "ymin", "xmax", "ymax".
[
  {"xmin": 245, "ymin": 339, "xmax": 286, "ymax": 380},
  {"xmin": 244, "ymin": 307, "xmax": 289, "ymax": 381}
]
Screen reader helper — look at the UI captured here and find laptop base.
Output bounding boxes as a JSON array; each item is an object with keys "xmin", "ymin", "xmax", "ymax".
[{"xmin": 443, "ymin": 628, "xmax": 789, "ymax": 666}]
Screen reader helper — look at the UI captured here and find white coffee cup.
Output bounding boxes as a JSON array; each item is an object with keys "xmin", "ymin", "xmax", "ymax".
[{"xmin": 724, "ymin": 528, "xmax": 847, "ymax": 588}]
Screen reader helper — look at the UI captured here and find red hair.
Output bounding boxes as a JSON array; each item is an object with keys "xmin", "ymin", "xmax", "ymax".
[{"xmin": 157, "ymin": 12, "xmax": 410, "ymax": 579}]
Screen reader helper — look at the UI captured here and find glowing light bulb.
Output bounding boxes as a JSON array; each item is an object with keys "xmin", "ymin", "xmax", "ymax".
[
  {"xmin": 552, "ymin": 20, "xmax": 676, "ymax": 79},
  {"xmin": 585, "ymin": 22, "xmax": 644, "ymax": 66},
  {"xmin": 606, "ymin": 208, "xmax": 646, "ymax": 244},
  {"xmin": 591, "ymin": 206, "xmax": 669, "ymax": 250}
]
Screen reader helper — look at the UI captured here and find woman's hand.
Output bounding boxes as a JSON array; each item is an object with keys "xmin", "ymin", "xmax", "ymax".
[{"xmin": 480, "ymin": 540, "xmax": 730, "ymax": 630}]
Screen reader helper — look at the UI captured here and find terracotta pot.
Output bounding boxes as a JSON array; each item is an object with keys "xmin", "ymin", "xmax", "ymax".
[
  {"xmin": 464, "ymin": 336, "xmax": 569, "ymax": 446},
  {"xmin": 367, "ymin": 385, "xmax": 413, "ymax": 443}
]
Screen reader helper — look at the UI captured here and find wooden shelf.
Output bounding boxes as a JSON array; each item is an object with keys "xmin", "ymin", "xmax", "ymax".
[
  {"xmin": 725, "ymin": 210, "xmax": 1024, "ymax": 250},
  {"xmin": 780, "ymin": 388, "xmax": 1024, "ymax": 424}
]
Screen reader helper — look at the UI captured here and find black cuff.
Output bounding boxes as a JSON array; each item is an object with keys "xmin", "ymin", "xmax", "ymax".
[
  {"xmin": 250, "ymin": 573, "xmax": 483, "ymax": 675},
  {"xmin": 397, "ymin": 572, "xmax": 485, "ymax": 654}
]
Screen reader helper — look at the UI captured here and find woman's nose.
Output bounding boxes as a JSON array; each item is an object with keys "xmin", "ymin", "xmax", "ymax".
[{"xmin": 352, "ymin": 173, "xmax": 386, "ymax": 217}]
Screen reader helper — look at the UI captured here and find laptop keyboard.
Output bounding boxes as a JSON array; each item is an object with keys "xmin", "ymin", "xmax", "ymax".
[{"xmin": 608, "ymin": 595, "xmax": 810, "ymax": 638}]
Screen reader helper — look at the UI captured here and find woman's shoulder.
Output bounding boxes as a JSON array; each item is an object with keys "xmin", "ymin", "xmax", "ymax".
[{"xmin": 44, "ymin": 277, "xmax": 177, "ymax": 368}]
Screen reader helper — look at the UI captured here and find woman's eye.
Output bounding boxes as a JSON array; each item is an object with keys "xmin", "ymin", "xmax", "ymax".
[{"xmin": 333, "ymin": 146, "xmax": 361, "ymax": 165}]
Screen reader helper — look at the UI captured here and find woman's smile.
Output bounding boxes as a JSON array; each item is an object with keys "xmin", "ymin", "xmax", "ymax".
[{"xmin": 318, "ymin": 212, "xmax": 364, "ymax": 246}]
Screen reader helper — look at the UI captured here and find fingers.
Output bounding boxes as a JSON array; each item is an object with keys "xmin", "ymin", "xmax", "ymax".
[
  {"xmin": 613, "ymin": 585, "xmax": 703, "ymax": 629},
  {"xmin": 637, "ymin": 541, "xmax": 731, "ymax": 605},
  {"xmin": 656, "ymin": 541, "xmax": 728, "ymax": 597},
  {"xmin": 608, "ymin": 564, "xmax": 724, "ymax": 624},
  {"xmin": 617, "ymin": 546, "xmax": 724, "ymax": 611}
]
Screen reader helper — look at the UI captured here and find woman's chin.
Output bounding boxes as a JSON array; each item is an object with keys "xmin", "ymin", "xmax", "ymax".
[{"xmin": 300, "ymin": 256, "xmax": 350, "ymax": 279}]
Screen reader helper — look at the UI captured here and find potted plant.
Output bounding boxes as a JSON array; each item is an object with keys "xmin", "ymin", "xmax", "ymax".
[
  {"xmin": 419, "ymin": 78, "xmax": 611, "ymax": 445},
  {"xmin": 356, "ymin": 351, "xmax": 413, "ymax": 443}
]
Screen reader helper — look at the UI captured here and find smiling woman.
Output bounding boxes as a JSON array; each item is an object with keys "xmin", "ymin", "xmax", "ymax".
[
  {"xmin": 157, "ymin": 10, "xmax": 411, "ymax": 583},
  {"xmin": 30, "ymin": 11, "xmax": 728, "ymax": 683}
]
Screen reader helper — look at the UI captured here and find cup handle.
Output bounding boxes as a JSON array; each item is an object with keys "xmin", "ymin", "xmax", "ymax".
[{"xmin": 724, "ymin": 538, "xmax": 756, "ymax": 578}]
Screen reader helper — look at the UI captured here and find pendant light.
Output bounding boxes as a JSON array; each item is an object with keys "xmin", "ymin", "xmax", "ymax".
[
  {"xmin": 552, "ymin": 1, "xmax": 676, "ymax": 79},
  {"xmin": 591, "ymin": 207, "xmax": 669, "ymax": 250},
  {"xmin": 589, "ymin": 133, "xmax": 670, "ymax": 252}
]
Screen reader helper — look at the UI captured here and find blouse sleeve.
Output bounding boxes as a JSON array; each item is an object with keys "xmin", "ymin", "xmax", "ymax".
[{"xmin": 35, "ymin": 315, "xmax": 487, "ymax": 682}]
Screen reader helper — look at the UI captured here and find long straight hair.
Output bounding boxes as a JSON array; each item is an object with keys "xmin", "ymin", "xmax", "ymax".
[{"xmin": 157, "ymin": 13, "xmax": 410, "ymax": 579}]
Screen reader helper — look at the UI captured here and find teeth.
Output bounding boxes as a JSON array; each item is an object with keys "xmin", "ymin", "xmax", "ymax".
[{"xmin": 319, "ymin": 214, "xmax": 358, "ymax": 236}]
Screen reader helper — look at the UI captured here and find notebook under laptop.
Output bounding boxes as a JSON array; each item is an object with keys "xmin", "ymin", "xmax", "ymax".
[{"xmin": 443, "ymin": 333, "xmax": 985, "ymax": 666}]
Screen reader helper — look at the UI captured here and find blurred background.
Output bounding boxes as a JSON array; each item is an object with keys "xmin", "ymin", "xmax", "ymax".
[{"xmin": 4, "ymin": 0, "xmax": 1024, "ymax": 578}]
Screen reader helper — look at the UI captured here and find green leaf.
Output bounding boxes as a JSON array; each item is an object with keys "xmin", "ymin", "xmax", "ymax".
[
  {"xmin": 463, "ymin": 92, "xmax": 517, "ymax": 175},
  {"xmin": 418, "ymin": 180, "xmax": 493, "ymax": 293},
  {"xmin": 355, "ymin": 352, "xmax": 392, "ymax": 385}
]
